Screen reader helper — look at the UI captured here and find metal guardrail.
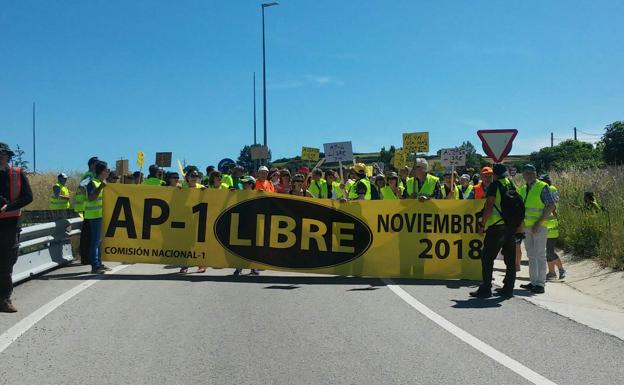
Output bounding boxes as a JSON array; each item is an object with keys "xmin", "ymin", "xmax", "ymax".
[{"xmin": 14, "ymin": 217, "xmax": 83, "ymax": 284}]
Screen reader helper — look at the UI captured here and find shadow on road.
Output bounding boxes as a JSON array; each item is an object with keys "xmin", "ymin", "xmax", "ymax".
[{"xmin": 35, "ymin": 270, "xmax": 480, "ymax": 289}]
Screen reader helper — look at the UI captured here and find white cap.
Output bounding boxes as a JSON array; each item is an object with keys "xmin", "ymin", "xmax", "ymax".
[
  {"xmin": 414, "ymin": 158, "xmax": 429, "ymax": 171},
  {"xmin": 460, "ymin": 174, "xmax": 470, "ymax": 180},
  {"xmin": 258, "ymin": 166, "xmax": 269, "ymax": 172},
  {"xmin": 58, "ymin": 173, "xmax": 68, "ymax": 179}
]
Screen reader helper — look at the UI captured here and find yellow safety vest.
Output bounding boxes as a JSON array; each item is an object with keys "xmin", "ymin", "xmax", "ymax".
[
  {"xmin": 182, "ymin": 182, "xmax": 206, "ymax": 189},
  {"xmin": 309, "ymin": 179, "xmax": 329, "ymax": 199},
  {"xmin": 441, "ymin": 185, "xmax": 461, "ymax": 199},
  {"xmin": 143, "ymin": 176, "xmax": 164, "ymax": 186},
  {"xmin": 460, "ymin": 184, "xmax": 473, "ymax": 199},
  {"xmin": 348, "ymin": 178, "xmax": 371, "ymax": 200},
  {"xmin": 380, "ymin": 186, "xmax": 400, "ymax": 200},
  {"xmin": 74, "ymin": 171, "xmax": 93, "ymax": 213},
  {"xmin": 84, "ymin": 178, "xmax": 103, "ymax": 220},
  {"xmin": 486, "ymin": 177, "xmax": 511, "ymax": 228},
  {"xmin": 221, "ymin": 174, "xmax": 234, "ymax": 188},
  {"xmin": 518, "ymin": 180, "xmax": 548, "ymax": 227},
  {"xmin": 406, "ymin": 175, "xmax": 439, "ymax": 198},
  {"xmin": 209, "ymin": 183, "xmax": 230, "ymax": 190},
  {"xmin": 50, "ymin": 182, "xmax": 71, "ymax": 209},
  {"xmin": 545, "ymin": 185, "xmax": 559, "ymax": 238},
  {"xmin": 331, "ymin": 181, "xmax": 344, "ymax": 200}
]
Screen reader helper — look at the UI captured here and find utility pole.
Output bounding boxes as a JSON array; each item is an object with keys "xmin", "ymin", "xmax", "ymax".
[
  {"xmin": 574, "ymin": 127, "xmax": 577, "ymax": 141},
  {"xmin": 261, "ymin": 2, "xmax": 279, "ymax": 149},
  {"xmin": 32, "ymin": 102, "xmax": 36, "ymax": 173},
  {"xmin": 253, "ymin": 72, "xmax": 257, "ymax": 145},
  {"xmin": 551, "ymin": 132, "xmax": 554, "ymax": 147}
]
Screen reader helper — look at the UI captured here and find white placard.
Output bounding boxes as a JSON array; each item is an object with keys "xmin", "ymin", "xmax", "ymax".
[
  {"xmin": 441, "ymin": 148, "xmax": 466, "ymax": 167},
  {"xmin": 323, "ymin": 141, "xmax": 353, "ymax": 163}
]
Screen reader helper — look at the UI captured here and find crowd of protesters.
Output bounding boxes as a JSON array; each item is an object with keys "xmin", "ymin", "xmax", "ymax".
[{"xmin": 1, "ymin": 143, "xmax": 587, "ymax": 312}]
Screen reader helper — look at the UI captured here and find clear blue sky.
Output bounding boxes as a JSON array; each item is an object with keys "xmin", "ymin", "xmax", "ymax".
[{"xmin": 2, "ymin": 0, "xmax": 622, "ymax": 172}]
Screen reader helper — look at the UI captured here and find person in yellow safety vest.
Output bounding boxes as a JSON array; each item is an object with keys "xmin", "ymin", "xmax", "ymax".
[
  {"xmin": 539, "ymin": 174, "xmax": 566, "ymax": 280},
  {"xmin": 143, "ymin": 164, "xmax": 165, "ymax": 186},
  {"xmin": 345, "ymin": 168, "xmax": 357, "ymax": 194},
  {"xmin": 76, "ymin": 156, "xmax": 99, "ymax": 265},
  {"xmin": 397, "ymin": 166, "xmax": 408, "ymax": 193},
  {"xmin": 325, "ymin": 170, "xmax": 345, "ymax": 200},
  {"xmin": 459, "ymin": 174, "xmax": 473, "ymax": 199},
  {"xmin": 406, "ymin": 158, "xmax": 442, "ymax": 201},
  {"xmin": 441, "ymin": 171, "xmax": 463, "ymax": 199},
  {"xmin": 207, "ymin": 171, "xmax": 230, "ymax": 189},
  {"xmin": 380, "ymin": 172, "xmax": 403, "ymax": 200},
  {"xmin": 471, "ymin": 163, "xmax": 519, "ymax": 299},
  {"xmin": 346, "ymin": 163, "xmax": 371, "ymax": 201},
  {"xmin": 49, "ymin": 173, "xmax": 71, "ymax": 209},
  {"xmin": 179, "ymin": 166, "xmax": 207, "ymax": 274},
  {"xmin": 220, "ymin": 163, "xmax": 234, "ymax": 188},
  {"xmin": 75, "ymin": 156, "xmax": 98, "ymax": 215},
  {"xmin": 517, "ymin": 164, "xmax": 556, "ymax": 294},
  {"xmin": 371, "ymin": 175, "xmax": 384, "ymax": 200},
  {"xmin": 85, "ymin": 161, "xmax": 111, "ymax": 274},
  {"xmin": 308, "ymin": 168, "xmax": 329, "ymax": 199}
]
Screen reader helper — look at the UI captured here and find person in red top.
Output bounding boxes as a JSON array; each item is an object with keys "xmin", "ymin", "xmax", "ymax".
[
  {"xmin": 254, "ymin": 166, "xmax": 275, "ymax": 192},
  {"xmin": 469, "ymin": 166, "xmax": 493, "ymax": 199},
  {"xmin": 0, "ymin": 143, "xmax": 33, "ymax": 313},
  {"xmin": 276, "ymin": 169, "xmax": 291, "ymax": 194}
]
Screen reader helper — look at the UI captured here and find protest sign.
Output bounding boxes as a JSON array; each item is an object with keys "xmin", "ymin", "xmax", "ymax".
[
  {"xmin": 136, "ymin": 151, "xmax": 145, "ymax": 168},
  {"xmin": 403, "ymin": 132, "xmax": 429, "ymax": 153},
  {"xmin": 155, "ymin": 152, "xmax": 172, "ymax": 168},
  {"xmin": 323, "ymin": 141, "xmax": 353, "ymax": 163},
  {"xmin": 440, "ymin": 148, "xmax": 466, "ymax": 168},
  {"xmin": 301, "ymin": 147, "xmax": 320, "ymax": 161},
  {"xmin": 393, "ymin": 149, "xmax": 407, "ymax": 169},
  {"xmin": 250, "ymin": 145, "xmax": 269, "ymax": 160},
  {"xmin": 102, "ymin": 184, "xmax": 484, "ymax": 280}
]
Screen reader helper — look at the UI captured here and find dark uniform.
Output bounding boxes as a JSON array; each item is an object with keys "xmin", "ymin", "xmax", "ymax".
[{"xmin": 0, "ymin": 143, "xmax": 33, "ymax": 312}]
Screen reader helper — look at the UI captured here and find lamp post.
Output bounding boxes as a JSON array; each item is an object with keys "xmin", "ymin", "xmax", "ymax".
[{"xmin": 261, "ymin": 2, "xmax": 278, "ymax": 149}]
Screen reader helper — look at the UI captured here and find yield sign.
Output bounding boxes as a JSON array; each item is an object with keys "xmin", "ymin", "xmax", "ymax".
[{"xmin": 477, "ymin": 129, "xmax": 518, "ymax": 163}]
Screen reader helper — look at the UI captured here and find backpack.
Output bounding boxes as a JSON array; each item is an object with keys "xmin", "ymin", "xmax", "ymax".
[{"xmin": 494, "ymin": 181, "xmax": 525, "ymax": 230}]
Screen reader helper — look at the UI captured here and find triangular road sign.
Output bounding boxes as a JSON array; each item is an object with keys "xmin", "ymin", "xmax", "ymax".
[{"xmin": 477, "ymin": 129, "xmax": 518, "ymax": 163}]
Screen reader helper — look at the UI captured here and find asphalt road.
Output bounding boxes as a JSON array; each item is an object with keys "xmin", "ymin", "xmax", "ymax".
[{"xmin": 1, "ymin": 263, "xmax": 623, "ymax": 385}]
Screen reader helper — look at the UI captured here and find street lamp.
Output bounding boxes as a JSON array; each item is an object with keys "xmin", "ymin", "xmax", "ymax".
[{"xmin": 261, "ymin": 2, "xmax": 278, "ymax": 149}]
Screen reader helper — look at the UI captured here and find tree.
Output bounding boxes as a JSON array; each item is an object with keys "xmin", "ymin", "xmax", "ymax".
[
  {"xmin": 529, "ymin": 139, "xmax": 603, "ymax": 171},
  {"xmin": 237, "ymin": 145, "xmax": 254, "ymax": 172},
  {"xmin": 601, "ymin": 121, "xmax": 624, "ymax": 165},
  {"xmin": 378, "ymin": 146, "xmax": 396, "ymax": 165},
  {"xmin": 459, "ymin": 141, "xmax": 485, "ymax": 170},
  {"xmin": 12, "ymin": 145, "xmax": 29, "ymax": 171},
  {"xmin": 237, "ymin": 145, "xmax": 272, "ymax": 172}
]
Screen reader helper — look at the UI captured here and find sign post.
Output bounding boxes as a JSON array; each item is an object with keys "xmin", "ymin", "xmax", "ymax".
[
  {"xmin": 441, "ymin": 147, "xmax": 467, "ymax": 195},
  {"xmin": 476, "ymin": 129, "xmax": 518, "ymax": 163}
]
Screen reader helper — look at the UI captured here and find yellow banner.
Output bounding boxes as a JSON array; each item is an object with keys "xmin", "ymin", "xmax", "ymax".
[{"xmin": 102, "ymin": 184, "xmax": 485, "ymax": 280}]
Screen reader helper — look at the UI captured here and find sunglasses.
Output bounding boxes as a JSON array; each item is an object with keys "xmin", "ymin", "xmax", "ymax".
[{"xmin": 189, "ymin": 173, "xmax": 199, "ymax": 178}]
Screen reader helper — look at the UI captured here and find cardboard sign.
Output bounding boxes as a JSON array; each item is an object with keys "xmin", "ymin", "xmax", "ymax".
[
  {"xmin": 323, "ymin": 141, "xmax": 353, "ymax": 163},
  {"xmin": 440, "ymin": 148, "xmax": 466, "ymax": 167},
  {"xmin": 115, "ymin": 159, "xmax": 129, "ymax": 176},
  {"xmin": 393, "ymin": 149, "xmax": 407, "ymax": 169},
  {"xmin": 250, "ymin": 145, "xmax": 269, "ymax": 160},
  {"xmin": 402, "ymin": 132, "xmax": 429, "ymax": 153},
  {"xmin": 301, "ymin": 147, "xmax": 320, "ymax": 162},
  {"xmin": 136, "ymin": 151, "xmax": 145, "ymax": 167},
  {"xmin": 155, "ymin": 152, "xmax": 172, "ymax": 168}
]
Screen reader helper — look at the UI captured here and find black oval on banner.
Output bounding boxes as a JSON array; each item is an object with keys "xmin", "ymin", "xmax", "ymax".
[{"xmin": 214, "ymin": 196, "xmax": 373, "ymax": 269}]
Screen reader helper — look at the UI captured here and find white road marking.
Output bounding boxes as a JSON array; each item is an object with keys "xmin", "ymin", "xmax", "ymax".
[
  {"xmin": 0, "ymin": 265, "xmax": 129, "ymax": 354},
  {"xmin": 382, "ymin": 279, "xmax": 558, "ymax": 385}
]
